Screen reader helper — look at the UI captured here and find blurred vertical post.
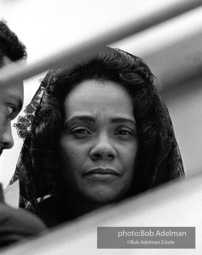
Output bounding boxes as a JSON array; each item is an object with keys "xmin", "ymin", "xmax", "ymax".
[{"xmin": 0, "ymin": 0, "xmax": 201, "ymax": 86}]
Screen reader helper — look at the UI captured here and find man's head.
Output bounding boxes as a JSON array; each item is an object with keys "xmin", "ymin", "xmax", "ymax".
[{"xmin": 0, "ymin": 21, "xmax": 26, "ymax": 155}]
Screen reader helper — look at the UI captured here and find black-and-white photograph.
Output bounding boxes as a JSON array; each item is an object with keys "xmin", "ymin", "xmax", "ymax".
[{"xmin": 0, "ymin": 0, "xmax": 202, "ymax": 254}]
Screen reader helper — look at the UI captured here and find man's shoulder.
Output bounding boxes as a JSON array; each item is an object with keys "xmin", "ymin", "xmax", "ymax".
[{"xmin": 0, "ymin": 203, "xmax": 46, "ymax": 233}]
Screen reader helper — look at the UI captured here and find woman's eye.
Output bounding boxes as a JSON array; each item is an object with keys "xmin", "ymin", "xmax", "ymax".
[
  {"xmin": 115, "ymin": 129, "xmax": 133, "ymax": 138},
  {"xmin": 72, "ymin": 128, "xmax": 91, "ymax": 138},
  {"xmin": 117, "ymin": 130, "xmax": 131, "ymax": 135}
]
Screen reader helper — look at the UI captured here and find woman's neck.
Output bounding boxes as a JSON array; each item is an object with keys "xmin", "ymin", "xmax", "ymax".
[{"xmin": 64, "ymin": 192, "xmax": 103, "ymax": 219}]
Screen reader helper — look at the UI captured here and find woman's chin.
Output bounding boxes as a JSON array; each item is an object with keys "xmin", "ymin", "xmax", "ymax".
[{"xmin": 82, "ymin": 189, "xmax": 124, "ymax": 206}]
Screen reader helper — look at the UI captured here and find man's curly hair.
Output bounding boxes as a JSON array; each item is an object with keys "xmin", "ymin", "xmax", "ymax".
[{"xmin": 0, "ymin": 20, "xmax": 27, "ymax": 67}]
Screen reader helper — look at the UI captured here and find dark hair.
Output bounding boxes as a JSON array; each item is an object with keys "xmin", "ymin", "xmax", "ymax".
[
  {"xmin": 13, "ymin": 47, "xmax": 184, "ymax": 210},
  {"xmin": 0, "ymin": 20, "xmax": 27, "ymax": 67}
]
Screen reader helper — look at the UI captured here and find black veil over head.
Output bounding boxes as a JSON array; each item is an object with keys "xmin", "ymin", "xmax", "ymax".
[{"xmin": 10, "ymin": 47, "xmax": 184, "ymax": 214}]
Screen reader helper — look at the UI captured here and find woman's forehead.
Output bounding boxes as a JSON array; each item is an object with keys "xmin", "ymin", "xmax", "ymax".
[{"xmin": 63, "ymin": 79, "xmax": 134, "ymax": 119}]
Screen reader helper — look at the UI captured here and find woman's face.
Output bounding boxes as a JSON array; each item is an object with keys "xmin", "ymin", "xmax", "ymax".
[{"xmin": 59, "ymin": 79, "xmax": 138, "ymax": 205}]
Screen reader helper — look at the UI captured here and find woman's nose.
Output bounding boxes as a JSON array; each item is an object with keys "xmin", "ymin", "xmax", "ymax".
[
  {"xmin": 1, "ymin": 122, "xmax": 14, "ymax": 150},
  {"xmin": 90, "ymin": 134, "xmax": 117, "ymax": 161}
]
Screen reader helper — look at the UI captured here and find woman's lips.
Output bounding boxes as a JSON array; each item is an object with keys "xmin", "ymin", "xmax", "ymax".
[{"xmin": 84, "ymin": 168, "xmax": 120, "ymax": 181}]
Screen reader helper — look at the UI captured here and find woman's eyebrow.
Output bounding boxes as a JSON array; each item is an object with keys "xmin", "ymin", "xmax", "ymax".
[
  {"xmin": 110, "ymin": 117, "xmax": 136, "ymax": 126},
  {"xmin": 65, "ymin": 116, "xmax": 136, "ymax": 125},
  {"xmin": 65, "ymin": 115, "xmax": 95, "ymax": 125}
]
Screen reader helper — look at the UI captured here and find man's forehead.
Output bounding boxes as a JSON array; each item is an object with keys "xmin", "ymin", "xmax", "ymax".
[
  {"xmin": 1, "ymin": 56, "xmax": 12, "ymax": 66},
  {"xmin": 0, "ymin": 56, "xmax": 24, "ymax": 104},
  {"xmin": 0, "ymin": 82, "xmax": 23, "ymax": 108}
]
